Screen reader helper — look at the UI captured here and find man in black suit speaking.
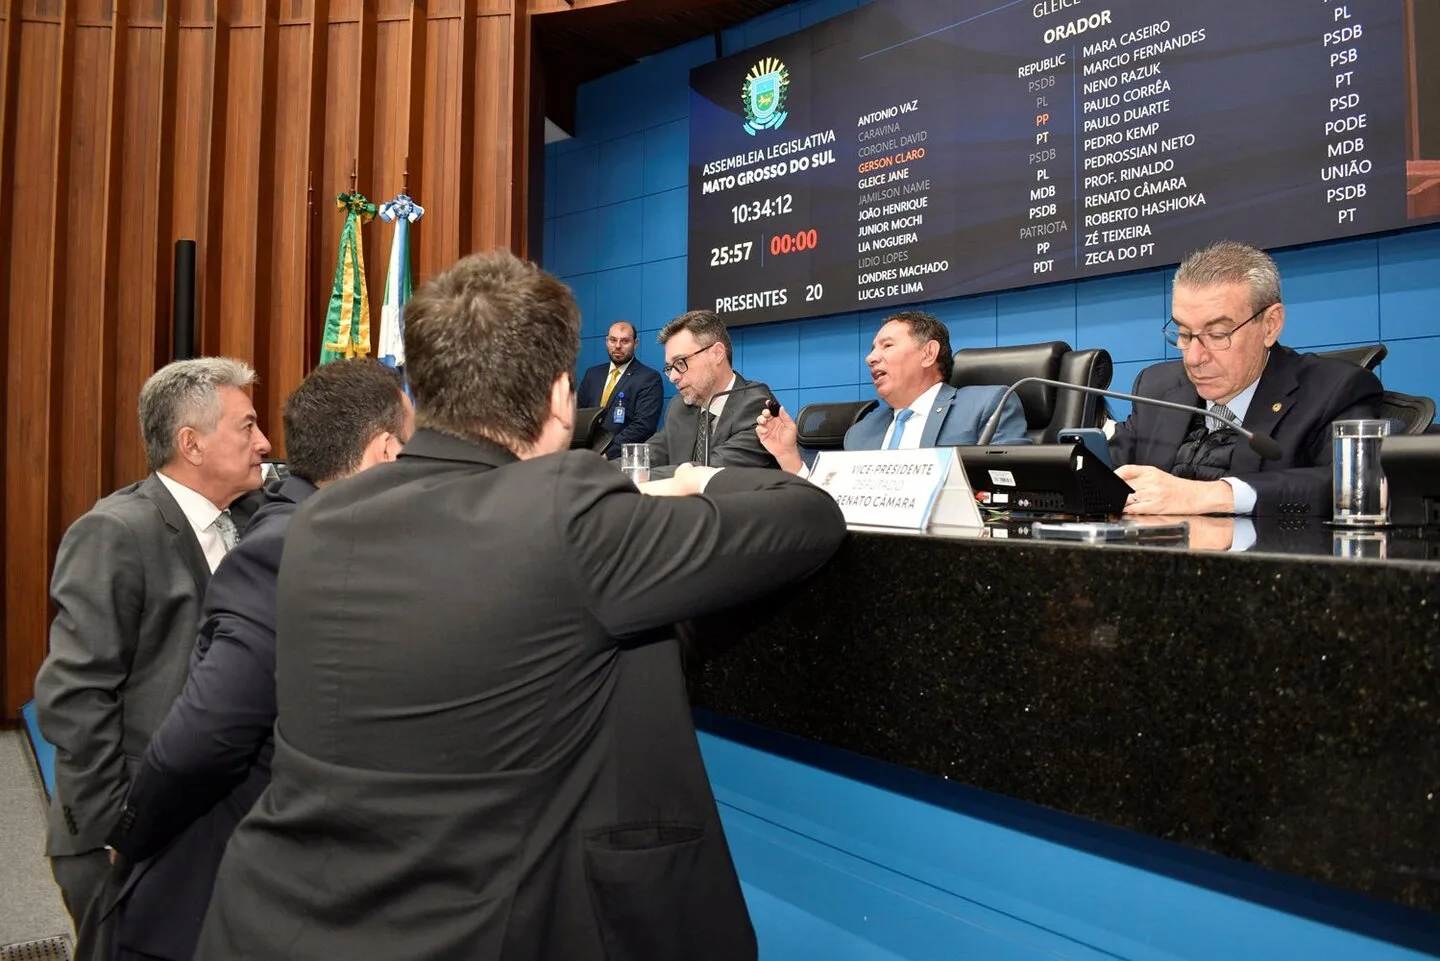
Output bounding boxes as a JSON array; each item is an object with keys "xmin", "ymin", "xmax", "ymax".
[
  {"xmin": 106, "ymin": 358, "xmax": 413, "ymax": 961},
  {"xmin": 1111, "ymin": 240, "xmax": 1383, "ymax": 516},
  {"xmin": 194, "ymin": 251, "xmax": 846, "ymax": 961}
]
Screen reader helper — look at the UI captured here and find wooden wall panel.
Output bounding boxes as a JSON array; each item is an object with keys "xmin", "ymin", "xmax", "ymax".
[
  {"xmin": 59, "ymin": 14, "xmax": 115, "ymax": 530},
  {"xmin": 420, "ymin": 9, "xmax": 462, "ymax": 275},
  {"xmin": 265, "ymin": 11, "xmax": 320, "ymax": 455},
  {"xmin": 111, "ymin": 9, "xmax": 168, "ymax": 489},
  {"xmin": 0, "ymin": 2, "xmax": 20, "ymax": 707},
  {"xmin": 5, "ymin": 8, "xmax": 66, "ymax": 717},
  {"xmin": 216, "ymin": 10, "xmax": 263, "ymax": 365},
  {"xmin": 1, "ymin": 0, "xmax": 547, "ymax": 717}
]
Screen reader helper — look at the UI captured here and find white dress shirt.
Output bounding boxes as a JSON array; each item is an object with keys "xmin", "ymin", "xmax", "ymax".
[
  {"xmin": 1215, "ymin": 372, "xmax": 1263, "ymax": 516},
  {"xmin": 155, "ymin": 471, "xmax": 231, "ymax": 573},
  {"xmin": 878, "ymin": 381, "xmax": 945, "ymax": 450}
]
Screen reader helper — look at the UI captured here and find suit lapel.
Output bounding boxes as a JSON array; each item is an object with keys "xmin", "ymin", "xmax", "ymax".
[
  {"xmin": 142, "ymin": 474, "xmax": 212, "ymax": 596},
  {"xmin": 671, "ymin": 398, "xmax": 703, "ymax": 462},
  {"xmin": 1229, "ymin": 348, "xmax": 1301, "ymax": 474},
  {"xmin": 919, "ymin": 384, "xmax": 956, "ymax": 448},
  {"xmin": 710, "ymin": 374, "xmax": 746, "ymax": 439}
]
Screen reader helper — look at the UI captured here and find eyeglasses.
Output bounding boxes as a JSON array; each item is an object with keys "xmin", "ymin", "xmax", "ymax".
[
  {"xmin": 1163, "ymin": 304, "xmax": 1273, "ymax": 352},
  {"xmin": 663, "ymin": 341, "xmax": 719, "ymax": 376}
]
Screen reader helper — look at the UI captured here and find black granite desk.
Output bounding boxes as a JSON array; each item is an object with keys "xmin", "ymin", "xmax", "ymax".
[{"xmin": 685, "ymin": 517, "xmax": 1440, "ymax": 924}]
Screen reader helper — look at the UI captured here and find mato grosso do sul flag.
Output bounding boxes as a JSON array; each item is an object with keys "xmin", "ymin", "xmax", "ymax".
[{"xmin": 376, "ymin": 192, "xmax": 425, "ymax": 374}]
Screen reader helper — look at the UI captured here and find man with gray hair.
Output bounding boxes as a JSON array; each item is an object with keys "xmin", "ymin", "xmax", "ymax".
[
  {"xmin": 34, "ymin": 356, "xmax": 271, "ymax": 956},
  {"xmin": 1110, "ymin": 240, "xmax": 1382, "ymax": 517}
]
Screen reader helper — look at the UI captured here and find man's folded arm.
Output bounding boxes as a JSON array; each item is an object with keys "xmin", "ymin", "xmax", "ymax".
[{"xmin": 559, "ymin": 455, "xmax": 846, "ymax": 638}]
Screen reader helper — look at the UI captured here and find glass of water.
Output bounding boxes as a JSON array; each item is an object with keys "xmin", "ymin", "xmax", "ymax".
[
  {"xmin": 1331, "ymin": 419, "xmax": 1390, "ymax": 526},
  {"xmin": 620, "ymin": 444, "xmax": 650, "ymax": 485}
]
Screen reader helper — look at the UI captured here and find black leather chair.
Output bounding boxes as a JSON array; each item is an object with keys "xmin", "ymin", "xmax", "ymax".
[
  {"xmin": 794, "ymin": 399, "xmax": 878, "ymax": 450},
  {"xmin": 1381, "ymin": 390, "xmax": 1436, "ymax": 435},
  {"xmin": 1316, "ymin": 343, "xmax": 1388, "ymax": 370},
  {"xmin": 571, "ymin": 406, "xmax": 612, "ymax": 452},
  {"xmin": 948, "ymin": 341, "xmax": 1114, "ymax": 444}
]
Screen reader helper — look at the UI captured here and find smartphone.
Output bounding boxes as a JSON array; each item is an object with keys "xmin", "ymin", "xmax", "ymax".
[{"xmin": 1057, "ymin": 428, "xmax": 1112, "ymax": 469}]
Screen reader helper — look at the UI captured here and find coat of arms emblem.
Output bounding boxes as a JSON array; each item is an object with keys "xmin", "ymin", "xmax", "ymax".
[{"xmin": 742, "ymin": 57, "xmax": 790, "ymax": 136}]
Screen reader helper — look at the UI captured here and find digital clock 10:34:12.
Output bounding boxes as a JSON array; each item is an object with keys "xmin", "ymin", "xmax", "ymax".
[{"xmin": 731, "ymin": 193, "xmax": 793, "ymax": 224}]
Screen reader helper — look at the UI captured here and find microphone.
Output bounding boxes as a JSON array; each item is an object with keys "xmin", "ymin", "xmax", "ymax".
[
  {"xmin": 695, "ymin": 383, "xmax": 779, "ymax": 467},
  {"xmin": 975, "ymin": 376, "xmax": 1284, "ymax": 461}
]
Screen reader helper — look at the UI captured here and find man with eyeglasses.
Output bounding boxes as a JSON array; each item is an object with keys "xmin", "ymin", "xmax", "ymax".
[
  {"xmin": 1110, "ymin": 240, "xmax": 1382, "ymax": 517},
  {"xmin": 644, "ymin": 309, "xmax": 780, "ymax": 478}
]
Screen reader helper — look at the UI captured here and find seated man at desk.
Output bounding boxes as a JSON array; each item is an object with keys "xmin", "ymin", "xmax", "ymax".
[
  {"xmin": 755, "ymin": 310, "xmax": 1030, "ymax": 473},
  {"xmin": 645, "ymin": 309, "xmax": 779, "ymax": 478},
  {"xmin": 1112, "ymin": 240, "xmax": 1383, "ymax": 517}
]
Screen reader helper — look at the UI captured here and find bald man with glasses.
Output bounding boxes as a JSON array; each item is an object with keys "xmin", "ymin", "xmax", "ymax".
[{"xmin": 1109, "ymin": 240, "xmax": 1383, "ymax": 518}]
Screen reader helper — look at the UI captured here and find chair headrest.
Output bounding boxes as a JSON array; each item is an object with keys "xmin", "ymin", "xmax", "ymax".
[
  {"xmin": 1381, "ymin": 390, "xmax": 1436, "ymax": 435},
  {"xmin": 949, "ymin": 342, "xmax": 1068, "ymax": 428},
  {"xmin": 796, "ymin": 400, "xmax": 879, "ymax": 449},
  {"xmin": 1316, "ymin": 344, "xmax": 1388, "ymax": 371},
  {"xmin": 571, "ymin": 407, "xmax": 611, "ymax": 451}
]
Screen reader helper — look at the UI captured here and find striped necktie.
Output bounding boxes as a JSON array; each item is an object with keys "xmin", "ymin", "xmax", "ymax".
[{"xmin": 1207, "ymin": 402, "xmax": 1237, "ymax": 433}]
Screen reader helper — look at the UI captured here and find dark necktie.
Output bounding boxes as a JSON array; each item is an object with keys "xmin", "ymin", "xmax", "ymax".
[{"xmin": 692, "ymin": 410, "xmax": 715, "ymax": 463}]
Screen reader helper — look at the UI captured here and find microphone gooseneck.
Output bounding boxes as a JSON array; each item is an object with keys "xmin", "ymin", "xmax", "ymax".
[{"xmin": 975, "ymin": 376, "xmax": 1283, "ymax": 461}]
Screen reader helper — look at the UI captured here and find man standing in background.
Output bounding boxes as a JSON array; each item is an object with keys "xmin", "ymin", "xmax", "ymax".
[
  {"xmin": 576, "ymin": 320, "xmax": 663, "ymax": 458},
  {"xmin": 34, "ymin": 358, "xmax": 271, "ymax": 958}
]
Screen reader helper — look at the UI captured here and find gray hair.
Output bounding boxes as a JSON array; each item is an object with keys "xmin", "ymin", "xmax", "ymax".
[
  {"xmin": 139, "ymin": 357, "xmax": 258, "ymax": 470},
  {"xmin": 1174, "ymin": 240, "xmax": 1282, "ymax": 313}
]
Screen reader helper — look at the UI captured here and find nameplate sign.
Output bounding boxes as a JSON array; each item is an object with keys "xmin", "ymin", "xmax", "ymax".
[{"xmin": 809, "ymin": 448, "xmax": 959, "ymax": 530}]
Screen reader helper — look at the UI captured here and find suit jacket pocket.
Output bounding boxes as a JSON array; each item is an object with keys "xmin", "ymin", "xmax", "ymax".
[{"xmin": 585, "ymin": 822, "xmax": 750, "ymax": 961}]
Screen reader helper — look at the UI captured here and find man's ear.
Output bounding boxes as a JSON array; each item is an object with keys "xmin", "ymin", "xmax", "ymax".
[
  {"xmin": 921, "ymin": 339, "xmax": 941, "ymax": 369},
  {"xmin": 551, "ymin": 372, "xmax": 574, "ymax": 432},
  {"xmin": 177, "ymin": 426, "xmax": 204, "ymax": 466},
  {"xmin": 1263, "ymin": 304, "xmax": 1285, "ymax": 347}
]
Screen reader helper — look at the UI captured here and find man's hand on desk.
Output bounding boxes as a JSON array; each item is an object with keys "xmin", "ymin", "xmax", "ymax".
[
  {"xmin": 637, "ymin": 463, "xmax": 723, "ymax": 496},
  {"xmin": 1116, "ymin": 465, "xmax": 1235, "ymax": 515},
  {"xmin": 755, "ymin": 406, "xmax": 805, "ymax": 475}
]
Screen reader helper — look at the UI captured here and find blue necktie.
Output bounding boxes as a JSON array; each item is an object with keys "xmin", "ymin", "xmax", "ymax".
[{"xmin": 885, "ymin": 408, "xmax": 913, "ymax": 450}]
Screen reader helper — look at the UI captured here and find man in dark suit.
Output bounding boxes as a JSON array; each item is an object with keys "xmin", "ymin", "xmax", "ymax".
[
  {"xmin": 645, "ymin": 309, "xmax": 779, "ymax": 478},
  {"xmin": 105, "ymin": 359, "xmax": 414, "ymax": 961},
  {"xmin": 194, "ymin": 251, "xmax": 846, "ymax": 961},
  {"xmin": 1111, "ymin": 240, "xmax": 1383, "ymax": 516},
  {"xmin": 755, "ymin": 311, "xmax": 1031, "ymax": 472},
  {"xmin": 33, "ymin": 358, "xmax": 272, "ymax": 959},
  {"xmin": 576, "ymin": 320, "xmax": 663, "ymax": 459}
]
